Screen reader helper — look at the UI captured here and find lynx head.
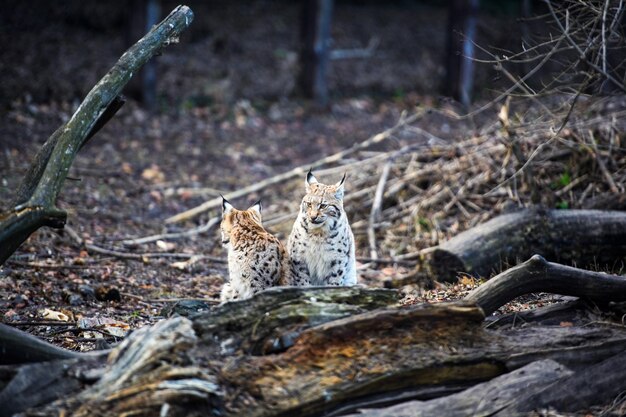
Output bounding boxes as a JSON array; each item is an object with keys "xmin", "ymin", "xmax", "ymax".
[
  {"xmin": 220, "ymin": 196, "xmax": 262, "ymax": 246},
  {"xmin": 300, "ymin": 170, "xmax": 346, "ymax": 230}
]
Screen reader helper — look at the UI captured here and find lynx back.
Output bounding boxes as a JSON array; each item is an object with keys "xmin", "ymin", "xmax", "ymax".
[{"xmin": 220, "ymin": 198, "xmax": 290, "ymax": 302}]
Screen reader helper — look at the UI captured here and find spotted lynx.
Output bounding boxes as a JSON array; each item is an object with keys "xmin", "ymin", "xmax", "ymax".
[
  {"xmin": 288, "ymin": 171, "xmax": 357, "ymax": 286},
  {"xmin": 220, "ymin": 197, "xmax": 291, "ymax": 302}
]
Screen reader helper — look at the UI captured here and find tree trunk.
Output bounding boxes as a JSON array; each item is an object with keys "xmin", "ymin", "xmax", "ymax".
[
  {"xmin": 444, "ymin": 0, "xmax": 479, "ymax": 106},
  {"xmin": 299, "ymin": 0, "xmax": 334, "ymax": 107},
  {"xmin": 430, "ymin": 208, "xmax": 626, "ymax": 282}
]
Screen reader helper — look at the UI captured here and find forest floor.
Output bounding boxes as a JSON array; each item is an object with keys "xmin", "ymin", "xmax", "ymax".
[{"xmin": 1, "ymin": 0, "xmax": 625, "ymax": 377}]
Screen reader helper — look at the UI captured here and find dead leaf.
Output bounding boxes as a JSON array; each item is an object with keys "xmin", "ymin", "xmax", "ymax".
[
  {"xmin": 141, "ymin": 164, "xmax": 165, "ymax": 183},
  {"xmin": 41, "ymin": 308, "xmax": 70, "ymax": 322},
  {"xmin": 156, "ymin": 240, "xmax": 176, "ymax": 251}
]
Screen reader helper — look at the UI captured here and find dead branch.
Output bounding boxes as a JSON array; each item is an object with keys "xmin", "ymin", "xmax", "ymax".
[
  {"xmin": 465, "ymin": 254, "xmax": 626, "ymax": 316},
  {"xmin": 165, "ymin": 110, "xmax": 425, "ymax": 223},
  {"xmin": 0, "ymin": 5, "xmax": 195, "ymax": 266},
  {"xmin": 64, "ymin": 225, "xmax": 226, "ymax": 263},
  {"xmin": 367, "ymin": 160, "xmax": 392, "ymax": 260},
  {"xmin": 121, "ymin": 217, "xmax": 219, "ymax": 246}
]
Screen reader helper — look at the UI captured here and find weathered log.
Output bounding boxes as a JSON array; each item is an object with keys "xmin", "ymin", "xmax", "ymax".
[
  {"xmin": 465, "ymin": 255, "xmax": 626, "ymax": 316},
  {"xmin": 0, "ymin": 360, "xmax": 85, "ymax": 417},
  {"xmin": 0, "ymin": 5, "xmax": 194, "ymax": 266},
  {"xmin": 430, "ymin": 208, "xmax": 626, "ymax": 282},
  {"xmin": 505, "ymin": 350, "xmax": 626, "ymax": 414},
  {"xmin": 484, "ymin": 297, "xmax": 584, "ymax": 329},
  {"xmin": 193, "ymin": 286, "xmax": 399, "ymax": 355},
  {"xmin": 348, "ymin": 359, "xmax": 573, "ymax": 417},
  {"xmin": 7, "ymin": 287, "xmax": 626, "ymax": 417}
]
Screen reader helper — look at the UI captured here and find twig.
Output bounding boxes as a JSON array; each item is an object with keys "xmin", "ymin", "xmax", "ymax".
[
  {"xmin": 544, "ymin": 0, "xmax": 626, "ymax": 93},
  {"xmin": 149, "ymin": 297, "xmax": 220, "ymax": 304},
  {"xmin": 356, "ymin": 257, "xmax": 417, "ymax": 266},
  {"xmin": 64, "ymin": 225, "xmax": 226, "ymax": 263},
  {"xmin": 368, "ymin": 161, "xmax": 392, "ymax": 260},
  {"xmin": 9, "ymin": 321, "xmax": 75, "ymax": 327},
  {"xmin": 165, "ymin": 110, "xmax": 425, "ymax": 223},
  {"xmin": 121, "ymin": 217, "xmax": 219, "ymax": 246},
  {"xmin": 589, "ymin": 130, "xmax": 620, "ymax": 194}
]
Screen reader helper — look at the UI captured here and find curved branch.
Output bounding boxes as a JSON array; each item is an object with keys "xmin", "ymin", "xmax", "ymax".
[
  {"xmin": 0, "ymin": 5, "xmax": 194, "ymax": 266},
  {"xmin": 465, "ymin": 254, "xmax": 626, "ymax": 316}
]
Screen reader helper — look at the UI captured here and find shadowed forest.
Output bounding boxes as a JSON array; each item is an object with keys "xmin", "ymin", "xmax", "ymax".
[{"xmin": 2, "ymin": 1, "xmax": 626, "ymax": 416}]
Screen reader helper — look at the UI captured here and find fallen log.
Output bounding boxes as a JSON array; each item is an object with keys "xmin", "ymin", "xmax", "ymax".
[
  {"xmin": 348, "ymin": 359, "xmax": 573, "ymax": 417},
  {"xmin": 8, "ymin": 287, "xmax": 626, "ymax": 417},
  {"xmin": 0, "ymin": 5, "xmax": 195, "ymax": 266},
  {"xmin": 506, "ymin": 349, "xmax": 626, "ymax": 414},
  {"xmin": 430, "ymin": 208, "xmax": 626, "ymax": 282},
  {"xmin": 465, "ymin": 254, "xmax": 626, "ymax": 316}
]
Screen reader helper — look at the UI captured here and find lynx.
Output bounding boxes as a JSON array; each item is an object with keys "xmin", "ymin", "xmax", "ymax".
[
  {"xmin": 287, "ymin": 170, "xmax": 357, "ymax": 286},
  {"xmin": 220, "ymin": 197, "xmax": 290, "ymax": 302}
]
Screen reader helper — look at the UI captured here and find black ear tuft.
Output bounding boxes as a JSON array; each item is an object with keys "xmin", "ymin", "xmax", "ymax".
[
  {"xmin": 221, "ymin": 194, "xmax": 234, "ymax": 213},
  {"xmin": 307, "ymin": 168, "xmax": 314, "ymax": 183},
  {"xmin": 251, "ymin": 199, "xmax": 262, "ymax": 213}
]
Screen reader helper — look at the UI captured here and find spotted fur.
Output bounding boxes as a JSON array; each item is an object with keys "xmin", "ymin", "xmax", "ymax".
[
  {"xmin": 220, "ymin": 198, "xmax": 290, "ymax": 302},
  {"xmin": 287, "ymin": 171, "xmax": 357, "ymax": 286}
]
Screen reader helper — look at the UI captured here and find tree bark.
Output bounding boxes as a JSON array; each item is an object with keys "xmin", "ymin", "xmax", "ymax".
[
  {"xmin": 299, "ymin": 0, "xmax": 334, "ymax": 107},
  {"xmin": 430, "ymin": 208, "xmax": 626, "ymax": 282},
  {"xmin": 0, "ymin": 5, "xmax": 194, "ymax": 266},
  {"xmin": 6, "ymin": 287, "xmax": 626, "ymax": 417},
  {"xmin": 347, "ymin": 359, "xmax": 573, "ymax": 417}
]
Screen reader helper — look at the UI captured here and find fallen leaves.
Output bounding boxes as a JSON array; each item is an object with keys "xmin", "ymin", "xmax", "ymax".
[
  {"xmin": 40, "ymin": 308, "xmax": 70, "ymax": 322},
  {"xmin": 78, "ymin": 316, "xmax": 131, "ymax": 338}
]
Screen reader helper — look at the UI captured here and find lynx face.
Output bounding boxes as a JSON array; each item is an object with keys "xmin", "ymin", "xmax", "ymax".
[
  {"xmin": 287, "ymin": 171, "xmax": 357, "ymax": 286},
  {"xmin": 301, "ymin": 171, "xmax": 345, "ymax": 231}
]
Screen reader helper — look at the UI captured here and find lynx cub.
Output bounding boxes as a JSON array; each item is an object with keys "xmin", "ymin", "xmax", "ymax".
[
  {"xmin": 220, "ymin": 197, "xmax": 290, "ymax": 302},
  {"xmin": 288, "ymin": 171, "xmax": 357, "ymax": 286}
]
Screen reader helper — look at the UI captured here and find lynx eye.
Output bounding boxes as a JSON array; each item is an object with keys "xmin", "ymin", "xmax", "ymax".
[{"xmin": 319, "ymin": 203, "xmax": 327, "ymax": 209}]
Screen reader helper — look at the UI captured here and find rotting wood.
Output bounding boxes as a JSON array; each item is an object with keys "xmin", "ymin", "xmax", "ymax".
[
  {"xmin": 504, "ymin": 349, "xmax": 626, "ymax": 415},
  {"xmin": 4, "ymin": 286, "xmax": 626, "ymax": 417},
  {"xmin": 348, "ymin": 359, "xmax": 573, "ymax": 417},
  {"xmin": 430, "ymin": 208, "xmax": 626, "ymax": 282},
  {"xmin": 465, "ymin": 255, "xmax": 626, "ymax": 316},
  {"xmin": 0, "ymin": 5, "xmax": 194, "ymax": 266}
]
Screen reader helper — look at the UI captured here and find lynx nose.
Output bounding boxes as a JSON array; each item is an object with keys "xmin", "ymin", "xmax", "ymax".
[{"xmin": 310, "ymin": 213, "xmax": 324, "ymax": 224}]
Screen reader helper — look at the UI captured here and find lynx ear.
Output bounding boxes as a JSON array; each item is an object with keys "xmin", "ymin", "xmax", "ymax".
[
  {"xmin": 305, "ymin": 168, "xmax": 318, "ymax": 192},
  {"xmin": 248, "ymin": 199, "xmax": 262, "ymax": 220},
  {"xmin": 221, "ymin": 195, "xmax": 234, "ymax": 216},
  {"xmin": 334, "ymin": 173, "xmax": 346, "ymax": 200}
]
